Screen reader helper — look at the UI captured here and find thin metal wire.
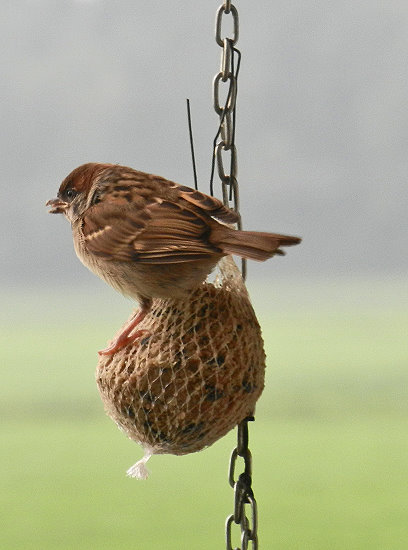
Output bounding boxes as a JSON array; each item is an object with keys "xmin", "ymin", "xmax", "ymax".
[{"xmin": 186, "ymin": 98, "xmax": 198, "ymax": 190}]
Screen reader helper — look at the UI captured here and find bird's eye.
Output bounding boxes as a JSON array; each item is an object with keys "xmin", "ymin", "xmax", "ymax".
[{"xmin": 65, "ymin": 188, "xmax": 77, "ymax": 201}]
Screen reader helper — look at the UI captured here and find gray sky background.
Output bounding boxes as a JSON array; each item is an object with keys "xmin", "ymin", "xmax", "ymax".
[{"xmin": 2, "ymin": 0, "xmax": 407, "ymax": 289}]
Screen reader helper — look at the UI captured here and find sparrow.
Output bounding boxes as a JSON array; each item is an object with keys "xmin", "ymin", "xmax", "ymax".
[{"xmin": 46, "ymin": 163, "xmax": 301, "ymax": 355}]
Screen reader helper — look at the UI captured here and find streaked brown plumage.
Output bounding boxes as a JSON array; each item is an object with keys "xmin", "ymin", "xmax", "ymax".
[{"xmin": 46, "ymin": 163, "xmax": 301, "ymax": 354}]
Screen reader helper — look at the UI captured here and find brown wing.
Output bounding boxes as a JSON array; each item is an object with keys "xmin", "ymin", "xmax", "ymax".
[
  {"xmin": 177, "ymin": 185, "xmax": 240, "ymax": 224},
  {"xmin": 82, "ymin": 198, "xmax": 223, "ymax": 264}
]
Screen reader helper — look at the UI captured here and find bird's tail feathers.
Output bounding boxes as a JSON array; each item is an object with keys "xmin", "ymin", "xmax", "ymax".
[{"xmin": 215, "ymin": 228, "xmax": 301, "ymax": 262}]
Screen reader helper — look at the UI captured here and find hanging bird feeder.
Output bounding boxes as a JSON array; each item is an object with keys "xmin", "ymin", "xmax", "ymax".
[
  {"xmin": 96, "ymin": 256, "xmax": 265, "ymax": 478},
  {"xmin": 93, "ymin": 1, "xmax": 274, "ymax": 486}
]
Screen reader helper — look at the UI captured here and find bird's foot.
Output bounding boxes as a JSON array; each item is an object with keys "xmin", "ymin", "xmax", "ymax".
[
  {"xmin": 98, "ymin": 306, "xmax": 149, "ymax": 356},
  {"xmin": 98, "ymin": 329, "xmax": 148, "ymax": 356}
]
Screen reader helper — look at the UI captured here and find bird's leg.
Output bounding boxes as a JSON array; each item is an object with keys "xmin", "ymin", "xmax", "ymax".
[{"xmin": 98, "ymin": 298, "xmax": 152, "ymax": 356}]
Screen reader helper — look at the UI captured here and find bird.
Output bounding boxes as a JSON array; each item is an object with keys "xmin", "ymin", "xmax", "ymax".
[{"xmin": 46, "ymin": 163, "xmax": 301, "ymax": 355}]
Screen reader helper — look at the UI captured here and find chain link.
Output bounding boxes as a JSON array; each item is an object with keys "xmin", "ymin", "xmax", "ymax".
[
  {"xmin": 215, "ymin": 4, "xmax": 239, "ymax": 47},
  {"xmin": 225, "ymin": 417, "xmax": 258, "ymax": 550}
]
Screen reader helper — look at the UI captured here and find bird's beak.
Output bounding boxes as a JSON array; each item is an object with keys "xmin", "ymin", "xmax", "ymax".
[{"xmin": 46, "ymin": 198, "xmax": 68, "ymax": 214}]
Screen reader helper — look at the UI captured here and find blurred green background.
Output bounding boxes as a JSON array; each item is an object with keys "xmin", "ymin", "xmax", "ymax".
[{"xmin": 2, "ymin": 279, "xmax": 407, "ymax": 549}]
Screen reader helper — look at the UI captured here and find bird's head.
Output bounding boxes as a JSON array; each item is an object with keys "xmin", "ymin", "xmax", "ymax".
[{"xmin": 46, "ymin": 162, "xmax": 112, "ymax": 223}]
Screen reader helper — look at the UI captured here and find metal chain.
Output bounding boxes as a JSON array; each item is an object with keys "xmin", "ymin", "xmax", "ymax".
[
  {"xmin": 225, "ymin": 416, "xmax": 258, "ymax": 550},
  {"xmin": 210, "ymin": 4, "xmax": 258, "ymax": 548},
  {"xmin": 210, "ymin": 1, "xmax": 246, "ymax": 280}
]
